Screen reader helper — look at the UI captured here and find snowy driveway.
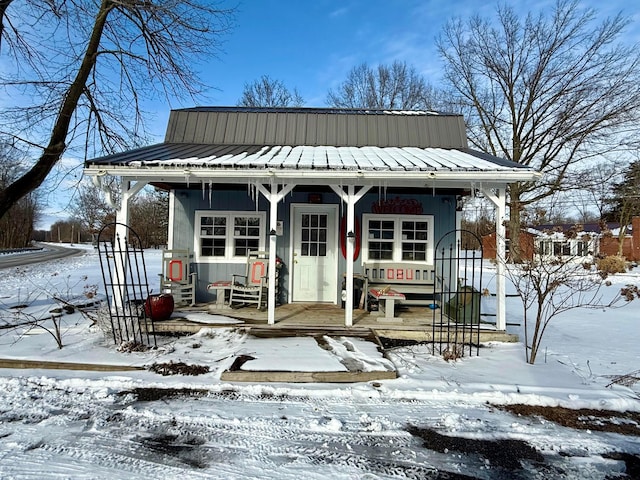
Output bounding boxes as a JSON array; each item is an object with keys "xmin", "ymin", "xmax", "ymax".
[{"xmin": 0, "ymin": 374, "xmax": 637, "ymax": 479}]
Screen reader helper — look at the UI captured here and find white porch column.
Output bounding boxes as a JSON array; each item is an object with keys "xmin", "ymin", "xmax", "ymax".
[
  {"xmin": 330, "ymin": 184, "xmax": 372, "ymax": 327},
  {"xmin": 256, "ymin": 183, "xmax": 295, "ymax": 325},
  {"xmin": 112, "ymin": 178, "xmax": 147, "ymax": 308},
  {"xmin": 482, "ymin": 187, "xmax": 507, "ymax": 330}
]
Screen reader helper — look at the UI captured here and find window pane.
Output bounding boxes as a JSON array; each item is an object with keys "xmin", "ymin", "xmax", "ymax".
[
  {"xmin": 201, "ymin": 238, "xmax": 225, "ymax": 257},
  {"xmin": 233, "ymin": 215, "xmax": 262, "ymax": 257}
]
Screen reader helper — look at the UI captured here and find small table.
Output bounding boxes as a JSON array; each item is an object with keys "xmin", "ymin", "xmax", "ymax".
[
  {"xmin": 207, "ymin": 281, "xmax": 232, "ymax": 309},
  {"xmin": 368, "ymin": 287, "xmax": 406, "ymax": 321}
]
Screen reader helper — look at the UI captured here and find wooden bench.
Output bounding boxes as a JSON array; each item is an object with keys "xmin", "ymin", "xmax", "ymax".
[{"xmin": 363, "ymin": 262, "xmax": 438, "ymax": 310}]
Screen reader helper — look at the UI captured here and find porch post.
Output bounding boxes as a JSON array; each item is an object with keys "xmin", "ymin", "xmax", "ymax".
[
  {"xmin": 330, "ymin": 184, "xmax": 372, "ymax": 327},
  {"xmin": 482, "ymin": 186, "xmax": 507, "ymax": 331},
  {"xmin": 268, "ymin": 197, "xmax": 278, "ymax": 324},
  {"xmin": 113, "ymin": 178, "xmax": 147, "ymax": 309},
  {"xmin": 256, "ymin": 183, "xmax": 295, "ymax": 325},
  {"xmin": 345, "ymin": 185, "xmax": 356, "ymax": 327}
]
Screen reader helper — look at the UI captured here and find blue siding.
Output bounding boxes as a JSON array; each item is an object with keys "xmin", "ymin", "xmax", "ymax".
[{"xmin": 170, "ymin": 187, "xmax": 456, "ymax": 303}]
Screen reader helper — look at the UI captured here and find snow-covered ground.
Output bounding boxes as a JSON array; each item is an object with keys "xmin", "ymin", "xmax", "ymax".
[{"xmin": 0, "ymin": 244, "xmax": 638, "ymax": 479}]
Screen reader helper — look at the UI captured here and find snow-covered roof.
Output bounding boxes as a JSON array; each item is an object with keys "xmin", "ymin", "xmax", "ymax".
[{"xmin": 88, "ymin": 143, "xmax": 532, "ymax": 173}]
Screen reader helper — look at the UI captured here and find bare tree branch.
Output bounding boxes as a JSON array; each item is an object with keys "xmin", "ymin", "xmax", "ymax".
[
  {"xmin": 326, "ymin": 61, "xmax": 441, "ymax": 110},
  {"xmin": 438, "ymin": 0, "xmax": 640, "ymax": 261},
  {"xmin": 0, "ymin": 0, "xmax": 234, "ymax": 222},
  {"xmin": 237, "ymin": 75, "xmax": 304, "ymax": 107}
]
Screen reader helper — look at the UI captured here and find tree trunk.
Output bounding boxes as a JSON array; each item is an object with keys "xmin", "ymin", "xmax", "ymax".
[
  {"xmin": 0, "ymin": 0, "xmax": 12, "ymax": 50},
  {"xmin": 508, "ymin": 184, "xmax": 524, "ymax": 263},
  {"xmin": 0, "ymin": 0, "xmax": 112, "ymax": 219}
]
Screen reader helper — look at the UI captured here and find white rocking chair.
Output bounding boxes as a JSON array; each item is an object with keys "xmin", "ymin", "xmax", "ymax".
[
  {"xmin": 159, "ymin": 249, "xmax": 197, "ymax": 307},
  {"xmin": 229, "ymin": 251, "xmax": 271, "ymax": 309}
]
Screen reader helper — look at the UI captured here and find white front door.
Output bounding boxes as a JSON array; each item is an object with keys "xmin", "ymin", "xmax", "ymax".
[{"xmin": 291, "ymin": 204, "xmax": 338, "ymax": 303}]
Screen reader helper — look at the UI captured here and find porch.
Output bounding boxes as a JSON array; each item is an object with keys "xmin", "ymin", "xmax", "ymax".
[{"xmin": 153, "ymin": 302, "xmax": 518, "ymax": 344}]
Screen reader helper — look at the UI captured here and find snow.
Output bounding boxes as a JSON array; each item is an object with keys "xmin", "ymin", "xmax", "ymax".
[{"xmin": 0, "ymin": 244, "xmax": 638, "ymax": 478}]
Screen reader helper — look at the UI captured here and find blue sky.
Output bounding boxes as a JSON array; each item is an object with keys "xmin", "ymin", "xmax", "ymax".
[
  {"xmin": 187, "ymin": 0, "xmax": 638, "ymax": 112},
  {"xmin": 40, "ymin": 0, "xmax": 640, "ymax": 229}
]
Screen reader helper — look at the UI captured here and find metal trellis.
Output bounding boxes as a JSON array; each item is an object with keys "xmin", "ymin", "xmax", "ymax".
[{"xmin": 97, "ymin": 223, "xmax": 156, "ymax": 347}]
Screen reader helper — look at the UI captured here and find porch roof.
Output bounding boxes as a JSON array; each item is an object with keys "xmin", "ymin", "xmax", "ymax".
[{"xmin": 85, "ymin": 143, "xmax": 539, "ymax": 185}]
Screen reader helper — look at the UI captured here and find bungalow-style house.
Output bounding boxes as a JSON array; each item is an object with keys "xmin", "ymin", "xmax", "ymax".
[
  {"xmin": 535, "ymin": 223, "xmax": 603, "ymax": 261},
  {"xmin": 84, "ymin": 107, "xmax": 539, "ymax": 331}
]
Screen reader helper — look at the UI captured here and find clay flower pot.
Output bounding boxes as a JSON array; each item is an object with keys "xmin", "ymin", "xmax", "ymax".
[{"xmin": 144, "ymin": 293, "xmax": 174, "ymax": 321}]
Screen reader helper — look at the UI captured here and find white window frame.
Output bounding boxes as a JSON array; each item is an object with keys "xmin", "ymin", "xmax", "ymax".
[
  {"xmin": 194, "ymin": 210, "xmax": 266, "ymax": 263},
  {"xmin": 361, "ymin": 213, "xmax": 434, "ymax": 264}
]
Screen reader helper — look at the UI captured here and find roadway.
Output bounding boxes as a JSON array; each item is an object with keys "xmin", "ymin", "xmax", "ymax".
[{"xmin": 0, "ymin": 243, "xmax": 84, "ymax": 269}]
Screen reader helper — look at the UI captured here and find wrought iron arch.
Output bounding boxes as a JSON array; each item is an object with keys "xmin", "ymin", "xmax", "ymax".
[
  {"xmin": 433, "ymin": 229, "xmax": 484, "ymax": 357},
  {"xmin": 97, "ymin": 223, "xmax": 156, "ymax": 347}
]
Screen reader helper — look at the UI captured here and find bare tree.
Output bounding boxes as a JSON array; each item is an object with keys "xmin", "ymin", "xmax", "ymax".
[
  {"xmin": 238, "ymin": 75, "xmax": 304, "ymax": 107},
  {"xmin": 437, "ymin": 0, "xmax": 640, "ymax": 262},
  {"xmin": 570, "ymin": 162, "xmax": 619, "ymax": 223},
  {"xmin": 0, "ymin": 141, "xmax": 40, "ymax": 248},
  {"xmin": 0, "ymin": 1, "xmax": 233, "ymax": 219},
  {"xmin": 605, "ymin": 159, "xmax": 640, "ymax": 255},
  {"xmin": 504, "ymin": 255, "xmax": 634, "ymax": 364},
  {"xmin": 130, "ymin": 189, "xmax": 169, "ymax": 248},
  {"xmin": 70, "ymin": 179, "xmax": 118, "ymax": 242},
  {"xmin": 50, "ymin": 219, "xmax": 85, "ymax": 244},
  {"xmin": 326, "ymin": 61, "xmax": 440, "ymax": 110}
]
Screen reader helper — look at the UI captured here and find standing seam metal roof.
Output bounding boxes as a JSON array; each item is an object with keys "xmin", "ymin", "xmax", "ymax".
[{"xmin": 87, "ymin": 143, "xmax": 531, "ymax": 172}]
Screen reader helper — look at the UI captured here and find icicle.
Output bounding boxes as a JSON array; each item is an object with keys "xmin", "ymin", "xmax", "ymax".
[
  {"xmin": 208, "ymin": 180, "xmax": 213, "ymax": 208},
  {"xmin": 202, "ymin": 180, "xmax": 206, "ymax": 200},
  {"xmin": 384, "ymin": 182, "xmax": 387, "ymax": 201}
]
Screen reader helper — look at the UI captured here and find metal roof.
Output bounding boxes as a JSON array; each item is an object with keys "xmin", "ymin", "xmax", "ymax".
[
  {"xmin": 174, "ymin": 106, "xmax": 453, "ymax": 116},
  {"xmin": 87, "ymin": 143, "xmax": 531, "ymax": 173}
]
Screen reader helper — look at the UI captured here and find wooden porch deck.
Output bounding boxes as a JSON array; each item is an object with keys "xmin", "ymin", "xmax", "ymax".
[{"xmin": 154, "ymin": 302, "xmax": 518, "ymax": 344}]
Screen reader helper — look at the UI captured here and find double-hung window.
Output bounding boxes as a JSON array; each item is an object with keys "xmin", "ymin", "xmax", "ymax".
[
  {"xmin": 195, "ymin": 211, "xmax": 265, "ymax": 262},
  {"xmin": 362, "ymin": 214, "xmax": 434, "ymax": 263}
]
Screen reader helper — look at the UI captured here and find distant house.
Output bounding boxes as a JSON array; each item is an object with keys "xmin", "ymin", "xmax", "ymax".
[
  {"xmin": 482, "ymin": 217, "xmax": 640, "ymax": 262},
  {"xmin": 482, "ymin": 229, "xmax": 537, "ymax": 261},
  {"xmin": 599, "ymin": 217, "xmax": 640, "ymax": 261},
  {"xmin": 84, "ymin": 107, "xmax": 539, "ymax": 330}
]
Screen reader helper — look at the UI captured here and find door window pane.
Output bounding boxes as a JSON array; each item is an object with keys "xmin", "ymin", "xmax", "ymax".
[{"xmin": 300, "ymin": 213, "xmax": 328, "ymax": 257}]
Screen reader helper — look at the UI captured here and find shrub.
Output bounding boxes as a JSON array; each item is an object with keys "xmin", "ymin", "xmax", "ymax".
[{"xmin": 596, "ymin": 255, "xmax": 627, "ymax": 275}]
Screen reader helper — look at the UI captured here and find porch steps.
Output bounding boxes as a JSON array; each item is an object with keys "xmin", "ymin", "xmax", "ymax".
[{"xmin": 150, "ymin": 317, "xmax": 518, "ymax": 344}]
